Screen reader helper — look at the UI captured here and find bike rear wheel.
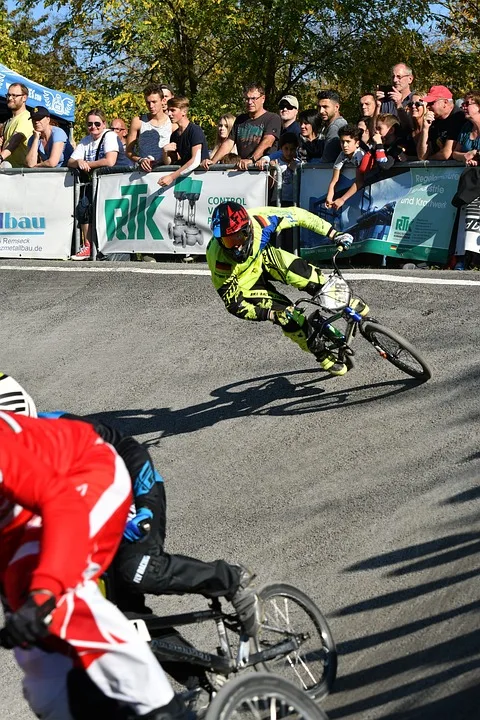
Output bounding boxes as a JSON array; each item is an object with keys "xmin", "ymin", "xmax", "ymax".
[
  {"xmin": 205, "ymin": 673, "xmax": 329, "ymax": 720},
  {"xmin": 360, "ymin": 321, "xmax": 432, "ymax": 381},
  {"xmin": 254, "ymin": 584, "xmax": 337, "ymax": 701}
]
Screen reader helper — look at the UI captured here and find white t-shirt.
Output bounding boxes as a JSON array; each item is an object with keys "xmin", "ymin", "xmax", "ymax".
[
  {"xmin": 70, "ymin": 130, "xmax": 124, "ymax": 163},
  {"xmin": 333, "ymin": 148, "xmax": 364, "ymax": 170}
]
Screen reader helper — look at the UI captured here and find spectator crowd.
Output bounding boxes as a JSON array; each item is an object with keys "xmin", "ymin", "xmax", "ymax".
[{"xmin": 1, "ymin": 65, "xmax": 479, "ymax": 267}]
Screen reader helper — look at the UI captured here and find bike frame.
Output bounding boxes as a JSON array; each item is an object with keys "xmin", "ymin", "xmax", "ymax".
[
  {"xmin": 128, "ymin": 598, "xmax": 306, "ymax": 675},
  {"xmin": 293, "ymin": 252, "xmax": 367, "ymax": 363}
]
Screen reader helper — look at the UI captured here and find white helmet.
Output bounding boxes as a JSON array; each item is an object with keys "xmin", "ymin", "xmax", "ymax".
[{"xmin": 0, "ymin": 373, "xmax": 37, "ymax": 417}]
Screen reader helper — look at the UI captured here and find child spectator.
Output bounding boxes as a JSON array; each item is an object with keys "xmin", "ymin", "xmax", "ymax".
[
  {"xmin": 357, "ymin": 117, "xmax": 375, "ymax": 148},
  {"xmin": 220, "ymin": 152, "xmax": 240, "ymax": 165},
  {"xmin": 262, "ymin": 132, "xmax": 300, "ymax": 206},
  {"xmin": 327, "ymin": 116, "xmax": 407, "ymax": 211},
  {"xmin": 325, "ymin": 125, "xmax": 364, "ymax": 209},
  {"xmin": 371, "ymin": 113, "xmax": 408, "ymax": 167}
]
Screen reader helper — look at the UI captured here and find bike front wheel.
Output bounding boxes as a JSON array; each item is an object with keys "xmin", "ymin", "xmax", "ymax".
[
  {"xmin": 205, "ymin": 673, "xmax": 329, "ymax": 720},
  {"xmin": 360, "ymin": 321, "xmax": 432, "ymax": 381},
  {"xmin": 254, "ymin": 584, "xmax": 337, "ymax": 701}
]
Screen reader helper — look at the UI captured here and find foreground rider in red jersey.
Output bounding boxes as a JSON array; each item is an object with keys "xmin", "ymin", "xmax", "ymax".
[
  {"xmin": 0, "ymin": 372, "xmax": 262, "ymax": 710},
  {"xmin": 207, "ymin": 203, "xmax": 368, "ymax": 376},
  {"xmin": 0, "ymin": 408, "xmax": 187, "ymax": 720}
]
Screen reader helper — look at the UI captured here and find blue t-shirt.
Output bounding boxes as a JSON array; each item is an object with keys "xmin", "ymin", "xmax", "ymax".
[
  {"xmin": 27, "ymin": 126, "xmax": 74, "ymax": 167},
  {"xmin": 456, "ymin": 120, "xmax": 480, "ymax": 153}
]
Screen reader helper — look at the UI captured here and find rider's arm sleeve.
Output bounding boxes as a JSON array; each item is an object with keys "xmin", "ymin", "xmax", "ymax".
[
  {"xmin": 275, "ymin": 207, "xmax": 338, "ymax": 239},
  {"xmin": 114, "ymin": 435, "xmax": 164, "ymax": 514},
  {"xmin": 0, "ymin": 441, "xmax": 90, "ymax": 598}
]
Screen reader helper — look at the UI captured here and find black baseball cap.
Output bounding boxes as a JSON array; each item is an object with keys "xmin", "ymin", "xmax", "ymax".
[{"xmin": 30, "ymin": 106, "xmax": 50, "ymax": 121}]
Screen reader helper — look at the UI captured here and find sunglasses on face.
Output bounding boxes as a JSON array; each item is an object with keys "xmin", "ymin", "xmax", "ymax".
[
  {"xmin": 87, "ymin": 121, "xmax": 102, "ymax": 128},
  {"xmin": 406, "ymin": 101, "xmax": 424, "ymax": 109}
]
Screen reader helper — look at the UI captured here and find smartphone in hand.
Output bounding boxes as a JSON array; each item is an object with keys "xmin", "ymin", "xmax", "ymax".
[{"xmin": 378, "ymin": 84, "xmax": 393, "ymax": 96}]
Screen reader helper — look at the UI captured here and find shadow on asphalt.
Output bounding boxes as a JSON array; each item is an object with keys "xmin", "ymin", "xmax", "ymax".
[
  {"xmin": 328, "ymin": 653, "xmax": 480, "ymax": 718},
  {"xmin": 330, "ymin": 521, "xmax": 480, "ymax": 718},
  {"xmin": 378, "ymin": 683, "xmax": 480, "ymax": 719},
  {"xmin": 89, "ymin": 370, "xmax": 421, "ymax": 441}
]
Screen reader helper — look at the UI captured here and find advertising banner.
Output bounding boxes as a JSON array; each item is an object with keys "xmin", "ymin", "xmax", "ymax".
[
  {"xmin": 0, "ymin": 63, "xmax": 75, "ymax": 121},
  {"xmin": 455, "ymin": 202, "xmax": 480, "ymax": 256},
  {"xmin": 95, "ymin": 169, "xmax": 269, "ymax": 255},
  {"xmin": 299, "ymin": 165, "xmax": 463, "ymax": 264},
  {"xmin": 0, "ymin": 171, "xmax": 74, "ymax": 259}
]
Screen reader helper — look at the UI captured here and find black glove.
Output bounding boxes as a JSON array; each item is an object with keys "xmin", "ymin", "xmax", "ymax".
[{"xmin": 1, "ymin": 591, "xmax": 56, "ymax": 649}]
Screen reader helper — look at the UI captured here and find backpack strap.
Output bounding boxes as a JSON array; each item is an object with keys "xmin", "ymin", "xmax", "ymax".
[{"xmin": 95, "ymin": 130, "xmax": 114, "ymax": 161}]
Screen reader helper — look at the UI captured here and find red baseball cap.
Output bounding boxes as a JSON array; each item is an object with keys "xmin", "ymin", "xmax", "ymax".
[{"xmin": 421, "ymin": 86, "xmax": 453, "ymax": 103}]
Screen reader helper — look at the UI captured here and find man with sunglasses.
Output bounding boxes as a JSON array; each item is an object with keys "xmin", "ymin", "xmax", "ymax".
[
  {"xmin": 278, "ymin": 95, "xmax": 301, "ymax": 138},
  {"xmin": 417, "ymin": 85, "xmax": 465, "ymax": 161},
  {"xmin": 0, "ymin": 83, "xmax": 33, "ymax": 168}
]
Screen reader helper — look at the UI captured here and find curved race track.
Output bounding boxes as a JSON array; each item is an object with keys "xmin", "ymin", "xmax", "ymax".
[{"xmin": 0, "ymin": 260, "xmax": 479, "ymax": 719}]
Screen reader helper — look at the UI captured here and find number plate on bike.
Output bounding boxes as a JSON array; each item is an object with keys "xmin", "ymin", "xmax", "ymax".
[
  {"xmin": 129, "ymin": 618, "xmax": 152, "ymax": 641},
  {"xmin": 317, "ymin": 276, "xmax": 351, "ymax": 310}
]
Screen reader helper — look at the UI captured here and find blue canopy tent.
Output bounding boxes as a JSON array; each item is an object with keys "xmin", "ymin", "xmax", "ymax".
[{"xmin": 0, "ymin": 63, "xmax": 75, "ymax": 129}]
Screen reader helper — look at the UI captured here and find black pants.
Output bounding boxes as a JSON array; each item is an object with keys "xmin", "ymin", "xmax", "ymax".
[
  {"xmin": 111, "ymin": 538, "xmax": 241, "ymax": 612},
  {"xmin": 110, "ymin": 540, "xmax": 242, "ymax": 689}
]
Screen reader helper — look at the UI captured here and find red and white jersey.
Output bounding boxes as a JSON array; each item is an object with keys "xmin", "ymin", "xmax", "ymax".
[{"xmin": 0, "ymin": 411, "xmax": 132, "ymax": 598}]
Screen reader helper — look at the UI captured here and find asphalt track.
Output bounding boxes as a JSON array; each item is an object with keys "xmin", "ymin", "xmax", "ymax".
[{"xmin": 0, "ymin": 260, "xmax": 479, "ymax": 719}]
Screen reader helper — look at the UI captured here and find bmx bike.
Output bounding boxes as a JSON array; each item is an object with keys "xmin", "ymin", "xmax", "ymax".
[
  {"xmin": 296, "ymin": 251, "xmax": 432, "ymax": 382},
  {"xmin": 117, "ymin": 582, "xmax": 337, "ymax": 705}
]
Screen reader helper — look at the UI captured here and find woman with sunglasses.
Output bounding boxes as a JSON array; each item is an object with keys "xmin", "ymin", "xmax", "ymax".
[
  {"xmin": 68, "ymin": 109, "xmax": 131, "ymax": 260},
  {"xmin": 403, "ymin": 94, "xmax": 426, "ymax": 158}
]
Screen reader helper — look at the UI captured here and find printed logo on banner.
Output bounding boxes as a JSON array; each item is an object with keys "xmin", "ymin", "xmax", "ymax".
[
  {"xmin": 395, "ymin": 216, "xmax": 412, "ymax": 232},
  {"xmin": 104, "ymin": 185, "xmax": 165, "ymax": 241},
  {"xmin": 42, "ymin": 90, "xmax": 74, "ymax": 117},
  {"xmin": 0, "ymin": 212, "xmax": 45, "ymax": 235}
]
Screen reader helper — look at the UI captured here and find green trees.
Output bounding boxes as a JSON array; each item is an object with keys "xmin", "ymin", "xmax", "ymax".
[{"xmin": 3, "ymin": 0, "xmax": 479, "ymax": 133}]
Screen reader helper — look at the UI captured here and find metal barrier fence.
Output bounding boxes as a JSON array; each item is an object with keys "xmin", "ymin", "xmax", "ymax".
[{"xmin": 0, "ymin": 161, "xmax": 467, "ymax": 263}]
